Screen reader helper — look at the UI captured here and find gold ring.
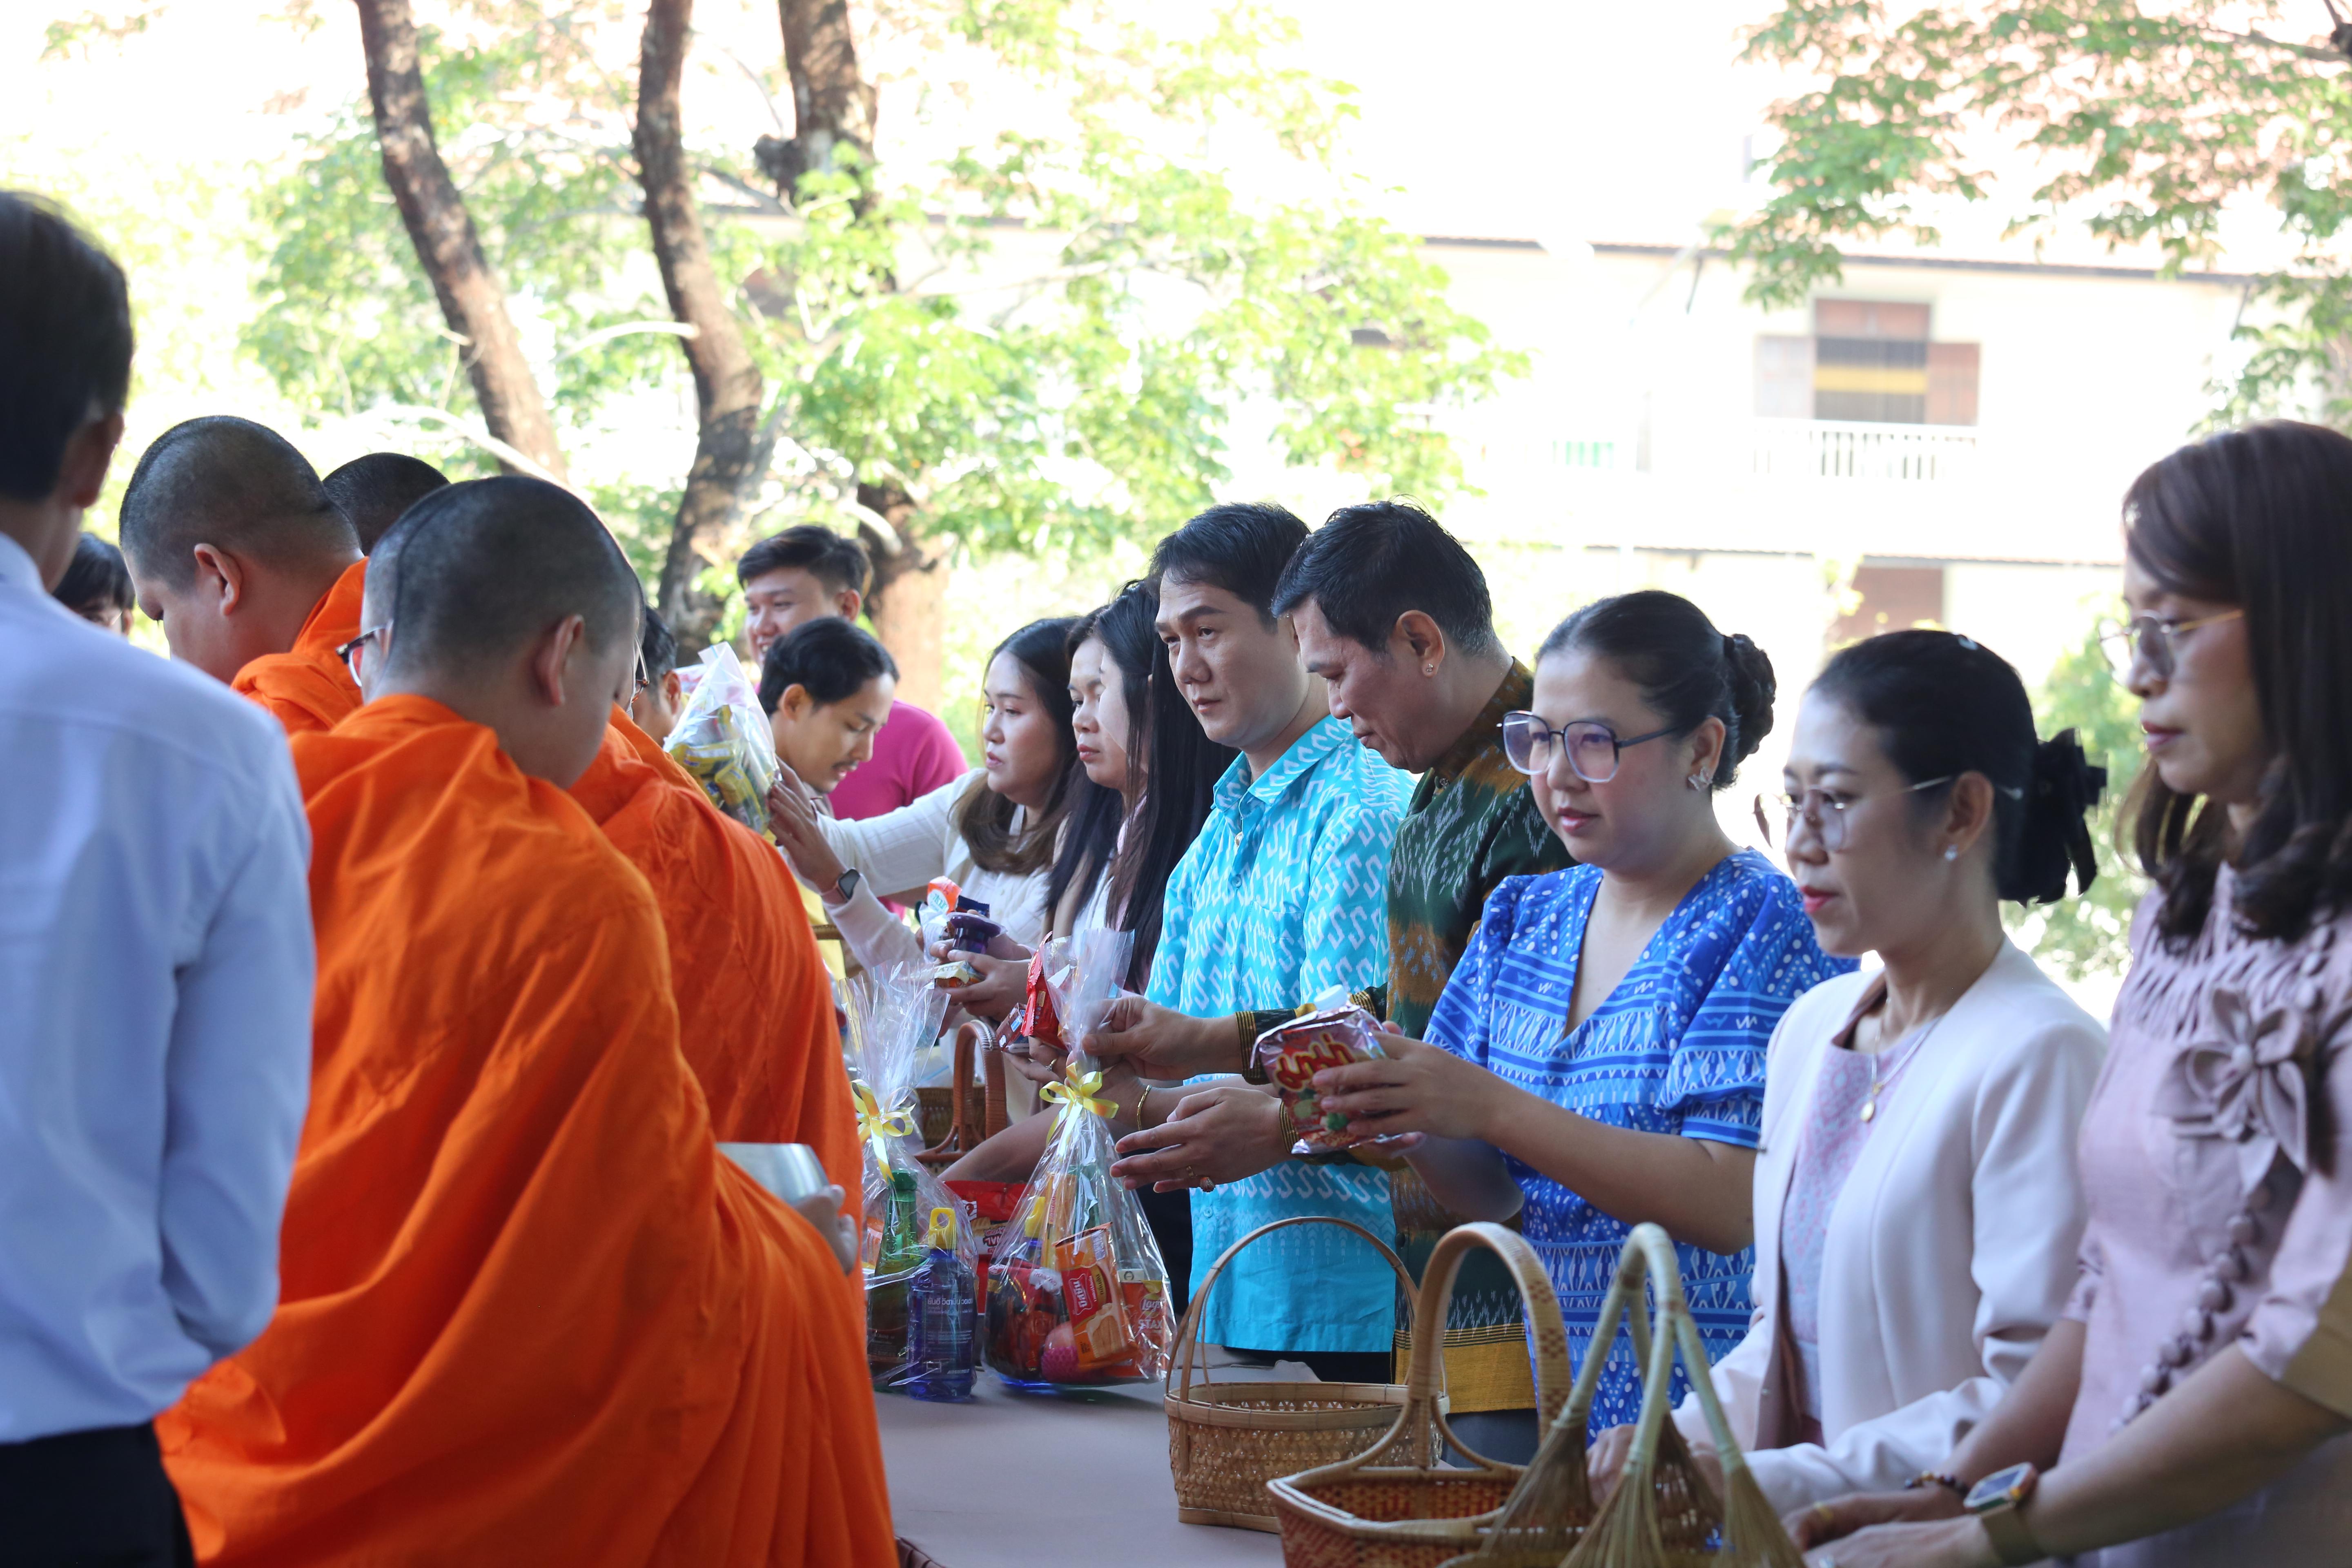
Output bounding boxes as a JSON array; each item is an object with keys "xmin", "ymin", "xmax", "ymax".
[{"xmin": 1811, "ymin": 1503, "xmax": 1836, "ymax": 1528}]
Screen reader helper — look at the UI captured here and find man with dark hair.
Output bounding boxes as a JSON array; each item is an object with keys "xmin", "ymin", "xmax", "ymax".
[
  {"xmin": 1102, "ymin": 498, "xmax": 1571, "ymax": 1450},
  {"xmin": 1089, "ymin": 500, "xmax": 1410, "ymax": 1383},
  {"xmin": 118, "ymin": 415, "xmax": 365, "ymax": 727},
  {"xmin": 628, "ymin": 604, "xmax": 684, "ymax": 743},
  {"xmin": 321, "ymin": 450, "xmax": 450, "ymax": 552},
  {"xmin": 165, "ymin": 475, "xmax": 891, "ymax": 1567},
  {"xmin": 52, "ymin": 530, "xmax": 134, "ymax": 633},
  {"xmin": 735, "ymin": 523, "xmax": 963, "ymax": 820},
  {"xmin": 1, "ymin": 191, "xmax": 313, "ymax": 1568}
]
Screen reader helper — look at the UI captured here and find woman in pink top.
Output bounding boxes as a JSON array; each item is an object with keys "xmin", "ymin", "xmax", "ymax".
[{"xmin": 1800, "ymin": 421, "xmax": 2352, "ymax": 1567}]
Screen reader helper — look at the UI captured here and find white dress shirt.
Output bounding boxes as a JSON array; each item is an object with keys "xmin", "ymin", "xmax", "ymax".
[{"xmin": 0, "ymin": 532, "xmax": 315, "ymax": 1442}]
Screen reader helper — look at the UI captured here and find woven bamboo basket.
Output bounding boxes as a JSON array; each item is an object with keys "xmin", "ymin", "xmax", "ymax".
[
  {"xmin": 1165, "ymin": 1216, "xmax": 1444, "ymax": 1532},
  {"xmin": 1438, "ymin": 1223, "xmax": 1804, "ymax": 1568},
  {"xmin": 1266, "ymin": 1223, "xmax": 1571, "ymax": 1568}
]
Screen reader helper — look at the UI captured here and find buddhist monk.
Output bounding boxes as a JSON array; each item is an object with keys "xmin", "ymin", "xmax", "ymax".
[
  {"xmin": 321, "ymin": 450, "xmax": 448, "ymax": 553},
  {"xmin": 159, "ymin": 475, "xmax": 894, "ymax": 1568},
  {"xmin": 117, "ymin": 416, "xmax": 366, "ymax": 735}
]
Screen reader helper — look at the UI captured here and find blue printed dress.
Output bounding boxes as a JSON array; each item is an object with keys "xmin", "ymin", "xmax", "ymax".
[
  {"xmin": 1425, "ymin": 849, "xmax": 1853, "ymax": 1429},
  {"xmin": 1148, "ymin": 716, "xmax": 1410, "ymax": 1353}
]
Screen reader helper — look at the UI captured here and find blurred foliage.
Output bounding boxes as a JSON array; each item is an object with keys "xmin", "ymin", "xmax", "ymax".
[
  {"xmin": 1725, "ymin": 2, "xmax": 2352, "ymax": 427},
  {"xmin": 2006, "ymin": 603, "xmax": 2145, "ymax": 979},
  {"xmin": 243, "ymin": 0, "xmax": 1526, "ymax": 595}
]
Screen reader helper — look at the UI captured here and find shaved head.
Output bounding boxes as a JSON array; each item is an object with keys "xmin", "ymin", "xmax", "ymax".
[
  {"xmin": 324, "ymin": 451, "xmax": 450, "ymax": 553},
  {"xmin": 368, "ymin": 475, "xmax": 640, "ymax": 682},
  {"xmin": 118, "ymin": 415, "xmax": 356, "ymax": 586}
]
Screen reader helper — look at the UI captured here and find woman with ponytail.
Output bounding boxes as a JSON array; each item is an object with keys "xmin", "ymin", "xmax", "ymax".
[
  {"xmin": 1797, "ymin": 426, "xmax": 2352, "ymax": 1568},
  {"xmin": 1585, "ymin": 628, "xmax": 2109, "ymax": 1519},
  {"xmin": 1314, "ymin": 590, "xmax": 1853, "ymax": 1442}
]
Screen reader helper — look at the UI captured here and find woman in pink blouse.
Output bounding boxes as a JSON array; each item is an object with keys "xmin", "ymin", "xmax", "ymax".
[{"xmin": 1800, "ymin": 421, "xmax": 2352, "ymax": 1566}]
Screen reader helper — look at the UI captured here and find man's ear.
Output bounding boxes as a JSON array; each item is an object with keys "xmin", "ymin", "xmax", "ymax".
[
  {"xmin": 527, "ymin": 614, "xmax": 588, "ymax": 706},
  {"xmin": 1395, "ymin": 610, "xmax": 1446, "ymax": 671},
  {"xmin": 189, "ymin": 543, "xmax": 248, "ymax": 614},
  {"xmin": 58, "ymin": 410, "xmax": 125, "ymax": 510},
  {"xmin": 836, "ymin": 588, "xmax": 863, "ymax": 621},
  {"xmin": 661, "ymin": 669, "xmax": 683, "ymax": 708}
]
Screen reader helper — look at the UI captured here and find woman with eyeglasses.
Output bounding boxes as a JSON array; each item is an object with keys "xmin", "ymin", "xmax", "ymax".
[
  {"xmin": 1788, "ymin": 424, "xmax": 2352, "ymax": 1568},
  {"xmin": 1313, "ymin": 589, "xmax": 1853, "ymax": 1437},
  {"xmin": 1571, "ymin": 629, "xmax": 2107, "ymax": 1523}
]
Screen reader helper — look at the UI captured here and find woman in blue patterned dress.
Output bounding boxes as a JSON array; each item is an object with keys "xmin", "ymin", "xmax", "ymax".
[{"xmin": 1316, "ymin": 590, "xmax": 1854, "ymax": 1442}]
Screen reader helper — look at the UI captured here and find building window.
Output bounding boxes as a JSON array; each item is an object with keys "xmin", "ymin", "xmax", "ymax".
[
  {"xmin": 1833, "ymin": 563, "xmax": 1947, "ymax": 644},
  {"xmin": 1755, "ymin": 301, "xmax": 1978, "ymax": 427}
]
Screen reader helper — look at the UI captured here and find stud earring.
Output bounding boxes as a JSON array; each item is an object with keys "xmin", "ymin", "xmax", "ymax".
[
  {"xmin": 1423, "ymin": 664, "xmax": 1435, "ymax": 675},
  {"xmin": 1944, "ymin": 845, "xmax": 1959, "ymax": 862},
  {"xmin": 1687, "ymin": 773, "xmax": 1708, "ymax": 791}
]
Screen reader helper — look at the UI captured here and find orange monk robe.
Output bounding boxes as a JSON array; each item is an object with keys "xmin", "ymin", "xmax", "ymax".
[
  {"xmin": 230, "ymin": 558, "xmax": 366, "ymax": 735},
  {"xmin": 570, "ymin": 713, "xmax": 861, "ymax": 1194},
  {"xmin": 160, "ymin": 696, "xmax": 894, "ymax": 1568}
]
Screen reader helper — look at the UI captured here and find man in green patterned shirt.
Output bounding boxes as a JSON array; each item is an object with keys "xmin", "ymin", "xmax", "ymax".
[{"xmin": 1100, "ymin": 502, "xmax": 1568, "ymax": 1451}]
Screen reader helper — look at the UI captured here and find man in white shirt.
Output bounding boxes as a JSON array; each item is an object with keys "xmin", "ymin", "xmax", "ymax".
[{"xmin": 0, "ymin": 192, "xmax": 315, "ymax": 1567}]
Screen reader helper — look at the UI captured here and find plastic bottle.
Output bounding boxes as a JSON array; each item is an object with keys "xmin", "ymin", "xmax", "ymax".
[
  {"xmin": 904, "ymin": 1205, "xmax": 977, "ymax": 1402},
  {"xmin": 866, "ymin": 1167, "xmax": 923, "ymax": 1379}
]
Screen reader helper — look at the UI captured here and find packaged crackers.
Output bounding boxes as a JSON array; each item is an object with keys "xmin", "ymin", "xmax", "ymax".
[{"xmin": 1254, "ymin": 1001, "xmax": 1390, "ymax": 1154}]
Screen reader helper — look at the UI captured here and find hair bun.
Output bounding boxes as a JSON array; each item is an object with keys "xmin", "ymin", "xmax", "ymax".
[
  {"xmin": 1720, "ymin": 631, "xmax": 1777, "ymax": 765},
  {"xmin": 2025, "ymin": 729, "xmax": 2107, "ymax": 902}
]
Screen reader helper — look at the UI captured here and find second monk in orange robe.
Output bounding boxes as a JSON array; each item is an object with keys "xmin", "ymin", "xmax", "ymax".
[{"xmin": 161, "ymin": 475, "xmax": 893, "ymax": 1567}]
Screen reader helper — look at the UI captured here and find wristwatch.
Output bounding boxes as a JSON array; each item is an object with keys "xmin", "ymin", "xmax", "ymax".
[
  {"xmin": 1963, "ymin": 1461, "xmax": 2042, "ymax": 1566},
  {"xmin": 826, "ymin": 867, "xmax": 862, "ymax": 908}
]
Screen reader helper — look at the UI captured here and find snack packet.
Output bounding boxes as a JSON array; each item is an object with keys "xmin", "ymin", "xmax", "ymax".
[
  {"xmin": 841, "ymin": 963, "xmax": 973, "ymax": 1389},
  {"xmin": 662, "ymin": 644, "xmax": 779, "ymax": 837},
  {"xmin": 983, "ymin": 929, "xmax": 1172, "ymax": 1391},
  {"xmin": 1254, "ymin": 992, "xmax": 1390, "ymax": 1154}
]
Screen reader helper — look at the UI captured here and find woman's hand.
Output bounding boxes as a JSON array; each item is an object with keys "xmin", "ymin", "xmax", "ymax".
[
  {"xmin": 934, "ymin": 950, "xmax": 1026, "ymax": 1021},
  {"xmin": 789, "ymin": 1183, "xmax": 858, "ymax": 1274},
  {"xmin": 1786, "ymin": 1488, "xmax": 1966, "ymax": 1549},
  {"xmin": 1584, "ymin": 1425, "xmax": 1723, "ymax": 1506},
  {"xmin": 1786, "ymin": 1515, "xmax": 1992, "ymax": 1568},
  {"xmin": 764, "ymin": 765, "xmax": 847, "ymax": 891},
  {"xmin": 1311, "ymin": 1029, "xmax": 1506, "ymax": 1143},
  {"xmin": 1109, "ymin": 1082, "xmax": 1289, "ymax": 1191},
  {"xmin": 1082, "ymin": 996, "xmax": 1245, "ymax": 1079}
]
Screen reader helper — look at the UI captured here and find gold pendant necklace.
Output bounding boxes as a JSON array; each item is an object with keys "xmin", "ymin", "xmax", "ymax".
[{"xmin": 1860, "ymin": 1009, "xmax": 1944, "ymax": 1124}]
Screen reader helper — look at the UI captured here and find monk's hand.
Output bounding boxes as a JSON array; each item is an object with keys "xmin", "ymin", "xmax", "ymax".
[
  {"xmin": 1785, "ymin": 1487, "xmax": 1964, "ymax": 1550},
  {"xmin": 1108, "ymin": 1082, "xmax": 1287, "ymax": 1192},
  {"xmin": 1585, "ymin": 1424, "xmax": 1722, "ymax": 1506},
  {"xmin": 1082, "ymin": 996, "xmax": 1246, "ymax": 1079},
  {"xmin": 791, "ymin": 1183, "xmax": 858, "ymax": 1274},
  {"xmin": 763, "ymin": 769, "xmax": 847, "ymax": 891},
  {"xmin": 1311, "ymin": 1028, "xmax": 1501, "ymax": 1143}
]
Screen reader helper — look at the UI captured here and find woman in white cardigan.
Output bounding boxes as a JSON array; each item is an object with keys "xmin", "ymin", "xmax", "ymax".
[
  {"xmin": 768, "ymin": 616, "xmax": 1082, "ymax": 984},
  {"xmin": 1592, "ymin": 630, "xmax": 2110, "ymax": 1518}
]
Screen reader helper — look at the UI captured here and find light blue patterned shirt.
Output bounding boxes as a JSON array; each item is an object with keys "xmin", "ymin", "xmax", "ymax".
[
  {"xmin": 1147, "ymin": 716, "xmax": 1410, "ymax": 1352},
  {"xmin": 1425, "ymin": 849, "xmax": 1854, "ymax": 1428}
]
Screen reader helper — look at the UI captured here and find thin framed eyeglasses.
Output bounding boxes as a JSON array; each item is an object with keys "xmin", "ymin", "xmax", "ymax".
[
  {"xmin": 1501, "ymin": 711, "xmax": 1677, "ymax": 784},
  {"xmin": 336, "ymin": 623, "xmax": 391, "ymax": 683},
  {"xmin": 1774, "ymin": 774, "xmax": 2023, "ymax": 853},
  {"xmin": 2096, "ymin": 609, "xmax": 2243, "ymax": 683},
  {"xmin": 634, "ymin": 649, "xmax": 650, "ymax": 697}
]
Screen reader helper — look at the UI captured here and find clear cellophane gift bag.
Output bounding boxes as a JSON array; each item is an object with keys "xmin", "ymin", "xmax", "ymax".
[
  {"xmin": 982, "ymin": 928, "xmax": 1175, "ymax": 1391},
  {"xmin": 661, "ymin": 644, "xmax": 779, "ymax": 837},
  {"xmin": 843, "ymin": 963, "xmax": 974, "ymax": 1389}
]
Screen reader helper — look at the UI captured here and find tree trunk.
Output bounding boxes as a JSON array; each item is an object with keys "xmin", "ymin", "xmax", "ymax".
[
  {"xmin": 637, "ymin": 0, "xmax": 773, "ymax": 650},
  {"xmin": 858, "ymin": 482, "xmax": 947, "ymax": 714},
  {"xmin": 755, "ymin": 0, "xmax": 878, "ymax": 199},
  {"xmin": 354, "ymin": 0, "xmax": 566, "ymax": 482}
]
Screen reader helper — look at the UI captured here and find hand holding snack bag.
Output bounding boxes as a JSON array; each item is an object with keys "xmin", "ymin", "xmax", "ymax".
[
  {"xmin": 662, "ymin": 644, "xmax": 780, "ymax": 837},
  {"xmin": 982, "ymin": 929, "xmax": 1173, "ymax": 1391},
  {"xmin": 1254, "ymin": 987, "xmax": 1391, "ymax": 1154},
  {"xmin": 841, "ymin": 963, "xmax": 978, "ymax": 1390}
]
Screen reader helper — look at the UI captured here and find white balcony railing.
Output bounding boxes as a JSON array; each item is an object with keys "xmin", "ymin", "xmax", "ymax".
[{"xmin": 1752, "ymin": 418, "xmax": 1979, "ymax": 482}]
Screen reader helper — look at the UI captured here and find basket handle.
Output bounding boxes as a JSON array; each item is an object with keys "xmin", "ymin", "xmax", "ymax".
[
  {"xmin": 1371, "ymin": 1221, "xmax": 1570, "ymax": 1472},
  {"xmin": 1166, "ymin": 1215, "xmax": 1425, "ymax": 1403},
  {"xmin": 1604, "ymin": 1223, "xmax": 1758, "ymax": 1487}
]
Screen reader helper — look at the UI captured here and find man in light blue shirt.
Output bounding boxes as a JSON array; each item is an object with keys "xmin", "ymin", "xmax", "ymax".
[
  {"xmin": 0, "ymin": 193, "xmax": 314, "ymax": 1567},
  {"xmin": 1132, "ymin": 503, "xmax": 1408, "ymax": 1379}
]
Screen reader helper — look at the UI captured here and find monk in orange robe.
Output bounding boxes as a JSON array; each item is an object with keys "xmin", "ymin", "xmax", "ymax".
[
  {"xmin": 570, "ymin": 713, "xmax": 860, "ymax": 1188},
  {"xmin": 161, "ymin": 476, "xmax": 893, "ymax": 1567}
]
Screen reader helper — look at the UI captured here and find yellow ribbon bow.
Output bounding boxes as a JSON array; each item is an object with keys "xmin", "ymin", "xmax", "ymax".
[
  {"xmin": 1040, "ymin": 1065, "xmax": 1116, "ymax": 1119},
  {"xmin": 851, "ymin": 1078, "xmax": 918, "ymax": 1175}
]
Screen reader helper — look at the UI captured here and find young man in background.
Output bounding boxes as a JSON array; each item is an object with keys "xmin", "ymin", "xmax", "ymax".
[{"xmin": 737, "ymin": 525, "xmax": 963, "ymax": 820}]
